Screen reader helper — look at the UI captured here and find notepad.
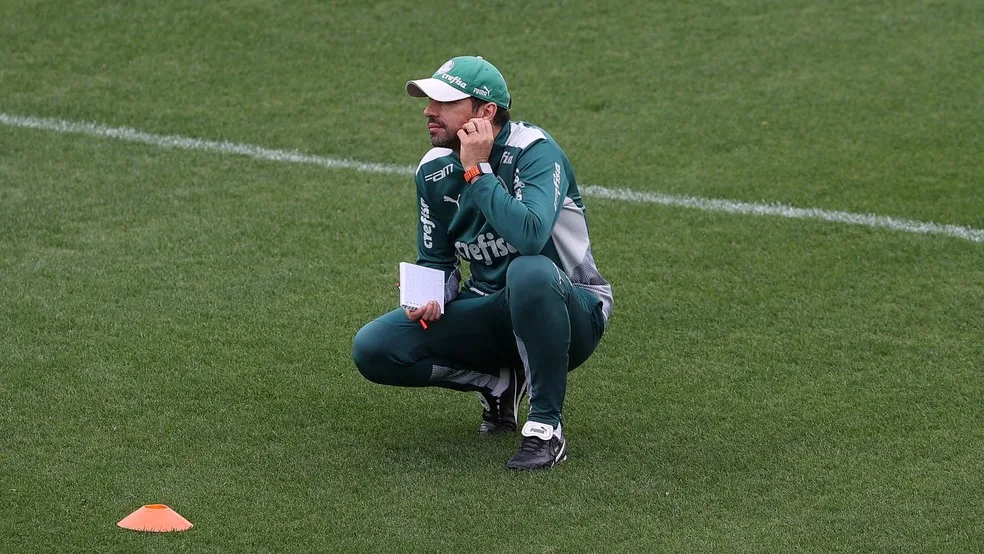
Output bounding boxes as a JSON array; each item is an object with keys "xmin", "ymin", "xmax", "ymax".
[{"xmin": 399, "ymin": 262, "xmax": 445, "ymax": 314}]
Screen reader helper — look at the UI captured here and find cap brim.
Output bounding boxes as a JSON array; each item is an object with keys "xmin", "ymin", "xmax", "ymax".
[{"xmin": 406, "ymin": 78, "xmax": 471, "ymax": 102}]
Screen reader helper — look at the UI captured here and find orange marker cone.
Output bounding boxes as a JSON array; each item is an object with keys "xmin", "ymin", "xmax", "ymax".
[{"xmin": 117, "ymin": 504, "xmax": 193, "ymax": 532}]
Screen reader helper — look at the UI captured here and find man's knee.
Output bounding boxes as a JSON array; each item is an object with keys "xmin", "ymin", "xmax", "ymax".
[
  {"xmin": 352, "ymin": 320, "xmax": 397, "ymax": 385},
  {"xmin": 506, "ymin": 255, "xmax": 563, "ymax": 301}
]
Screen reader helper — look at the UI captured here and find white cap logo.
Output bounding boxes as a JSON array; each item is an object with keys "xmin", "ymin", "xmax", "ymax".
[{"xmin": 437, "ymin": 59, "xmax": 454, "ymax": 75}]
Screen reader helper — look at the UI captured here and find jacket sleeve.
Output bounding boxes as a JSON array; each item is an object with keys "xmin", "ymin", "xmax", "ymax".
[
  {"xmin": 460, "ymin": 140, "xmax": 568, "ymax": 255},
  {"xmin": 414, "ymin": 171, "xmax": 461, "ymax": 303}
]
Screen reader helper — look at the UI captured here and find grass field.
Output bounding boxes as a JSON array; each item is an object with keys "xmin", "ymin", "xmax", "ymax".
[{"xmin": 2, "ymin": 0, "xmax": 983, "ymax": 551}]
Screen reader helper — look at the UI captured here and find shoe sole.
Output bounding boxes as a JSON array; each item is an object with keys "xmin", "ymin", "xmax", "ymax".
[{"xmin": 478, "ymin": 422, "xmax": 517, "ymax": 435}]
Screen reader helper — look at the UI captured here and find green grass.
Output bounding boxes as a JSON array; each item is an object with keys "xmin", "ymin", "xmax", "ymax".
[{"xmin": 2, "ymin": 0, "xmax": 983, "ymax": 551}]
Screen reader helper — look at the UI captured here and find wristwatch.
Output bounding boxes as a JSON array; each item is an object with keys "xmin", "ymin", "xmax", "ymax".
[{"xmin": 463, "ymin": 162, "xmax": 493, "ymax": 184}]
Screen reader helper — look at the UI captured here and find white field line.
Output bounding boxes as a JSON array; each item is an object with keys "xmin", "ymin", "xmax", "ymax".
[
  {"xmin": 580, "ymin": 186, "xmax": 984, "ymax": 244},
  {"xmin": 0, "ymin": 113, "xmax": 415, "ymax": 175},
  {"xmin": 3, "ymin": 112, "xmax": 983, "ymax": 244}
]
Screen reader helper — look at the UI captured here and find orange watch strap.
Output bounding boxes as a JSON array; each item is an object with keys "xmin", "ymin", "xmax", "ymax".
[{"xmin": 463, "ymin": 165, "xmax": 480, "ymax": 183}]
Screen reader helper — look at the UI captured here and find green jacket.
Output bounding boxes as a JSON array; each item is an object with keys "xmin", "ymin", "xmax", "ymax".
[{"xmin": 415, "ymin": 120, "xmax": 613, "ymax": 320}]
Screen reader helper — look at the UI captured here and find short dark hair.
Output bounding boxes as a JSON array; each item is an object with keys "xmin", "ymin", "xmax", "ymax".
[{"xmin": 471, "ymin": 97, "xmax": 511, "ymax": 127}]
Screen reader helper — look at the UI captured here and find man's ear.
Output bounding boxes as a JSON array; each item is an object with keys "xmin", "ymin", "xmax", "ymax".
[{"xmin": 481, "ymin": 102, "xmax": 498, "ymax": 121}]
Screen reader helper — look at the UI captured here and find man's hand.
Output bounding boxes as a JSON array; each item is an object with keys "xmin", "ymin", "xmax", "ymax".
[
  {"xmin": 457, "ymin": 117, "xmax": 495, "ymax": 170},
  {"xmin": 405, "ymin": 300, "xmax": 442, "ymax": 324}
]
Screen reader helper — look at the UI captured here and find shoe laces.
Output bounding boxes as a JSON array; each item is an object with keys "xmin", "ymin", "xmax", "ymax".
[
  {"xmin": 477, "ymin": 391, "xmax": 495, "ymax": 418},
  {"xmin": 518, "ymin": 434, "xmax": 547, "ymax": 455}
]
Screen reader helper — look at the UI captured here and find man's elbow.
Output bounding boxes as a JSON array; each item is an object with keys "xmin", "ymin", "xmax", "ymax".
[{"xmin": 511, "ymin": 235, "xmax": 548, "ymax": 255}]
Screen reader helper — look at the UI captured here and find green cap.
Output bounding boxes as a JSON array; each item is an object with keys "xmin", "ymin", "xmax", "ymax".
[{"xmin": 406, "ymin": 56, "xmax": 511, "ymax": 109}]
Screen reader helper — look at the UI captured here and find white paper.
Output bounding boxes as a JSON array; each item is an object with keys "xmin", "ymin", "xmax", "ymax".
[{"xmin": 399, "ymin": 262, "xmax": 445, "ymax": 314}]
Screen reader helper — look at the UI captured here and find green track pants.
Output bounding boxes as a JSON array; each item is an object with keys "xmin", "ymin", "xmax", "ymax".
[{"xmin": 352, "ymin": 255, "xmax": 606, "ymax": 427}]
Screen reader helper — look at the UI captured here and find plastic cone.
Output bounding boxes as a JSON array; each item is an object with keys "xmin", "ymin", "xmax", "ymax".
[{"xmin": 117, "ymin": 504, "xmax": 193, "ymax": 532}]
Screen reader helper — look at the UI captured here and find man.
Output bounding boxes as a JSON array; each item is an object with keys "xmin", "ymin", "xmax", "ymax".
[{"xmin": 352, "ymin": 55, "xmax": 613, "ymax": 470}]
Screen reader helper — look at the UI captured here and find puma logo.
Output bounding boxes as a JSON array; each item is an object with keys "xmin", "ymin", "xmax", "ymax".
[{"xmin": 442, "ymin": 195, "xmax": 460, "ymax": 209}]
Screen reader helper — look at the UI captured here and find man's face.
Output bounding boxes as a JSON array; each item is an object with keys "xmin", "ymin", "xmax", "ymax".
[{"xmin": 422, "ymin": 98, "xmax": 479, "ymax": 148}]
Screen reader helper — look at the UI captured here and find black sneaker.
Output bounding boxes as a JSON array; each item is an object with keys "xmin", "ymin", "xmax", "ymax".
[
  {"xmin": 505, "ymin": 421, "xmax": 567, "ymax": 470},
  {"xmin": 476, "ymin": 366, "xmax": 527, "ymax": 435}
]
